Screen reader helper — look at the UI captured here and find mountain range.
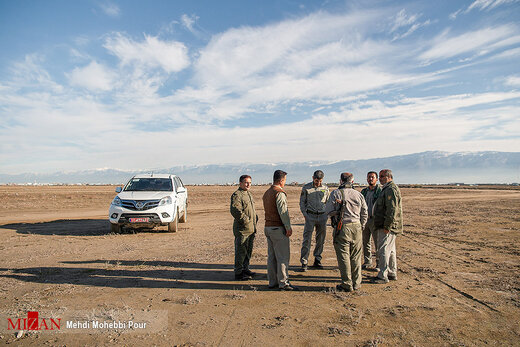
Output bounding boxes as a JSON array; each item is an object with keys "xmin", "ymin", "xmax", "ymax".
[{"xmin": 2, "ymin": 151, "xmax": 519, "ymax": 185}]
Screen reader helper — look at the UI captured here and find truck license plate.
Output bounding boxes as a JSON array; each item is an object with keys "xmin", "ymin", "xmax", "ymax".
[{"xmin": 129, "ymin": 217, "xmax": 149, "ymax": 223}]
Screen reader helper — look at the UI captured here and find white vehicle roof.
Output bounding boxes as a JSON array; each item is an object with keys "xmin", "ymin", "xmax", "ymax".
[{"xmin": 132, "ymin": 174, "xmax": 177, "ymax": 179}]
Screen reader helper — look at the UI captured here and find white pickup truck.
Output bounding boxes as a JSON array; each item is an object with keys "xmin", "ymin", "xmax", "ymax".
[{"xmin": 108, "ymin": 174, "xmax": 188, "ymax": 233}]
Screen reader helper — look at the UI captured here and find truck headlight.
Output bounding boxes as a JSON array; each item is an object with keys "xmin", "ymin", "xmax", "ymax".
[
  {"xmin": 159, "ymin": 196, "xmax": 172, "ymax": 206},
  {"xmin": 111, "ymin": 196, "xmax": 122, "ymax": 207}
]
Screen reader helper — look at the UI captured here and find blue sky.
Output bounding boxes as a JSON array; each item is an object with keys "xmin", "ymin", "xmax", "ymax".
[{"xmin": 0, "ymin": 0, "xmax": 519, "ymax": 174}]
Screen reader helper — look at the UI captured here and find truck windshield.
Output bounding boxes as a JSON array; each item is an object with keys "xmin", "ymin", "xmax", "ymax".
[{"xmin": 124, "ymin": 178, "xmax": 173, "ymax": 192}]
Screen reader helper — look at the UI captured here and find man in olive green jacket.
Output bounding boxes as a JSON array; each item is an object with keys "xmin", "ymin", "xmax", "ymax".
[
  {"xmin": 230, "ymin": 175, "xmax": 258, "ymax": 281},
  {"xmin": 372, "ymin": 169, "xmax": 403, "ymax": 284}
]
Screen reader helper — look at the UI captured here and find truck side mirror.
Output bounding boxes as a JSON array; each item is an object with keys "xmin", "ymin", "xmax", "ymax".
[{"xmin": 115, "ymin": 187, "xmax": 122, "ymax": 193}]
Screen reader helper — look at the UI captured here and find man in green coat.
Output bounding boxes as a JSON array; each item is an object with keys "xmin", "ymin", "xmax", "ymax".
[
  {"xmin": 230, "ymin": 175, "xmax": 258, "ymax": 280},
  {"xmin": 372, "ymin": 169, "xmax": 403, "ymax": 284}
]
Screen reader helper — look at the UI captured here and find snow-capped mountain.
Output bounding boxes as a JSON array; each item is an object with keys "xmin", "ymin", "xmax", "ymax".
[{"xmin": 1, "ymin": 151, "xmax": 519, "ymax": 185}]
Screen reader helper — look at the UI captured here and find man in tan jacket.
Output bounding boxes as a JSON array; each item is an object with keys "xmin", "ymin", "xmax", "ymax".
[
  {"xmin": 230, "ymin": 175, "xmax": 258, "ymax": 281},
  {"xmin": 262, "ymin": 170, "xmax": 296, "ymax": 291},
  {"xmin": 326, "ymin": 172, "xmax": 368, "ymax": 292}
]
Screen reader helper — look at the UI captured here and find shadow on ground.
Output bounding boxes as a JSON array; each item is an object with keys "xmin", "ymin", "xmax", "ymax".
[
  {"xmin": 0, "ymin": 220, "xmax": 177, "ymax": 236},
  {"xmin": 0, "ymin": 260, "xmax": 354, "ymax": 292}
]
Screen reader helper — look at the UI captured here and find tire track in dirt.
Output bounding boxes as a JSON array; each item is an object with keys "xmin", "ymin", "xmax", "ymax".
[
  {"xmin": 405, "ymin": 230, "xmax": 520, "ymax": 258},
  {"xmin": 397, "ymin": 257, "xmax": 500, "ymax": 313},
  {"xmin": 398, "ymin": 233, "xmax": 501, "ymax": 313},
  {"xmin": 216, "ymin": 306, "xmax": 237, "ymax": 346}
]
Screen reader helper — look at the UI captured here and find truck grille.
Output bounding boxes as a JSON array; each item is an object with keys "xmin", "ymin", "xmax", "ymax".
[{"xmin": 121, "ymin": 199, "xmax": 160, "ymax": 211}]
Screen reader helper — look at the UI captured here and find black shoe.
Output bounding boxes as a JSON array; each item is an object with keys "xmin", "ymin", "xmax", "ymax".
[
  {"xmin": 300, "ymin": 264, "xmax": 308, "ymax": 272},
  {"xmin": 280, "ymin": 284, "xmax": 299, "ymax": 291},
  {"xmin": 244, "ymin": 269, "xmax": 256, "ymax": 277},
  {"xmin": 335, "ymin": 284, "xmax": 352, "ymax": 292},
  {"xmin": 372, "ymin": 277, "xmax": 389, "ymax": 284},
  {"xmin": 312, "ymin": 260, "xmax": 324, "ymax": 269},
  {"xmin": 268, "ymin": 284, "xmax": 278, "ymax": 289},
  {"xmin": 234, "ymin": 272, "xmax": 252, "ymax": 281},
  {"xmin": 388, "ymin": 274, "xmax": 397, "ymax": 281}
]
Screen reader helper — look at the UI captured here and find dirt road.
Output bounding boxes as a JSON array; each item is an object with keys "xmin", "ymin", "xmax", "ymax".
[{"xmin": 0, "ymin": 185, "xmax": 519, "ymax": 346}]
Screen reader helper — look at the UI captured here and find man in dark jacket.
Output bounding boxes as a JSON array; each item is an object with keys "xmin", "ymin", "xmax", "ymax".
[
  {"xmin": 361, "ymin": 171, "xmax": 382, "ymax": 270},
  {"xmin": 372, "ymin": 169, "xmax": 403, "ymax": 284},
  {"xmin": 230, "ymin": 175, "xmax": 258, "ymax": 280}
]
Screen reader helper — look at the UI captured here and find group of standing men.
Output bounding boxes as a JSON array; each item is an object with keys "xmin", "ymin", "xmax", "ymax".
[{"xmin": 230, "ymin": 169, "xmax": 403, "ymax": 291}]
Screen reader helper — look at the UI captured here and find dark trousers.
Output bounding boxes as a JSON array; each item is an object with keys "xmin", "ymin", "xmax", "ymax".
[{"xmin": 234, "ymin": 232, "xmax": 255, "ymax": 275}]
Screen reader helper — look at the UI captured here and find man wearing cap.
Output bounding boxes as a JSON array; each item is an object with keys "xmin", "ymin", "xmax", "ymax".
[
  {"xmin": 326, "ymin": 172, "xmax": 368, "ymax": 292},
  {"xmin": 230, "ymin": 175, "xmax": 258, "ymax": 281},
  {"xmin": 262, "ymin": 170, "xmax": 296, "ymax": 291},
  {"xmin": 299, "ymin": 170, "xmax": 330, "ymax": 271},
  {"xmin": 372, "ymin": 169, "xmax": 403, "ymax": 284},
  {"xmin": 361, "ymin": 171, "xmax": 382, "ymax": 270}
]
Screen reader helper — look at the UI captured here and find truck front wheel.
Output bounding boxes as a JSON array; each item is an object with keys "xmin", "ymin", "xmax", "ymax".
[
  {"xmin": 110, "ymin": 224, "xmax": 121, "ymax": 233},
  {"xmin": 179, "ymin": 205, "xmax": 187, "ymax": 223},
  {"xmin": 168, "ymin": 212, "xmax": 178, "ymax": 232}
]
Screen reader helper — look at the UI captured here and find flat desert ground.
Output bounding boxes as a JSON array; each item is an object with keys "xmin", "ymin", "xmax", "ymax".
[{"xmin": 0, "ymin": 184, "xmax": 519, "ymax": 346}]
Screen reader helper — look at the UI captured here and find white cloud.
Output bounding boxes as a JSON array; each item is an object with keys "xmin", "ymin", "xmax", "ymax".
[
  {"xmin": 467, "ymin": 0, "xmax": 519, "ymax": 12},
  {"xmin": 486, "ymin": 47, "xmax": 520, "ymax": 60},
  {"xmin": 389, "ymin": 9, "xmax": 431, "ymax": 41},
  {"xmin": 181, "ymin": 14, "xmax": 199, "ymax": 33},
  {"xmin": 452, "ymin": 0, "xmax": 520, "ymax": 18},
  {"xmin": 194, "ymin": 11, "xmax": 384, "ymax": 85},
  {"xmin": 449, "ymin": 9, "xmax": 463, "ymax": 20},
  {"xmin": 419, "ymin": 25, "xmax": 517, "ymax": 62},
  {"xmin": 9, "ymin": 54, "xmax": 64, "ymax": 93},
  {"xmin": 2, "ymin": 5, "xmax": 519, "ymax": 175},
  {"xmin": 181, "ymin": 10, "xmax": 452, "ymax": 122},
  {"xmin": 504, "ymin": 75, "xmax": 520, "ymax": 87},
  {"xmin": 391, "ymin": 9, "xmax": 418, "ymax": 32},
  {"xmin": 136, "ymin": 93, "xmax": 520, "ymax": 166},
  {"xmin": 69, "ymin": 48, "xmax": 91, "ymax": 61},
  {"xmin": 104, "ymin": 33, "xmax": 190, "ymax": 73},
  {"xmin": 100, "ymin": 3, "xmax": 120, "ymax": 17},
  {"xmin": 241, "ymin": 66, "xmax": 409, "ymax": 105},
  {"xmin": 188, "ymin": 9, "xmax": 411, "ymax": 116},
  {"xmin": 68, "ymin": 61, "xmax": 116, "ymax": 91}
]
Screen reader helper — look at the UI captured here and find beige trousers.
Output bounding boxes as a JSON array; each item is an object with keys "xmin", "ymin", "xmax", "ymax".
[
  {"xmin": 264, "ymin": 226, "xmax": 290, "ymax": 288},
  {"xmin": 376, "ymin": 229, "xmax": 397, "ymax": 280},
  {"xmin": 333, "ymin": 221, "xmax": 363, "ymax": 290}
]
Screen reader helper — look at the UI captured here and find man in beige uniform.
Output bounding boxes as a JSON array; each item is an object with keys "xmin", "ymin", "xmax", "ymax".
[
  {"xmin": 230, "ymin": 175, "xmax": 258, "ymax": 281},
  {"xmin": 299, "ymin": 170, "xmax": 329, "ymax": 271},
  {"xmin": 326, "ymin": 172, "xmax": 368, "ymax": 292},
  {"xmin": 262, "ymin": 170, "xmax": 296, "ymax": 291}
]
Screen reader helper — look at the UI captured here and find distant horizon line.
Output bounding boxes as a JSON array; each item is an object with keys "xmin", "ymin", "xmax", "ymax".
[
  {"xmin": 2, "ymin": 182, "xmax": 518, "ymax": 187},
  {"xmin": 2, "ymin": 149, "xmax": 519, "ymax": 176}
]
